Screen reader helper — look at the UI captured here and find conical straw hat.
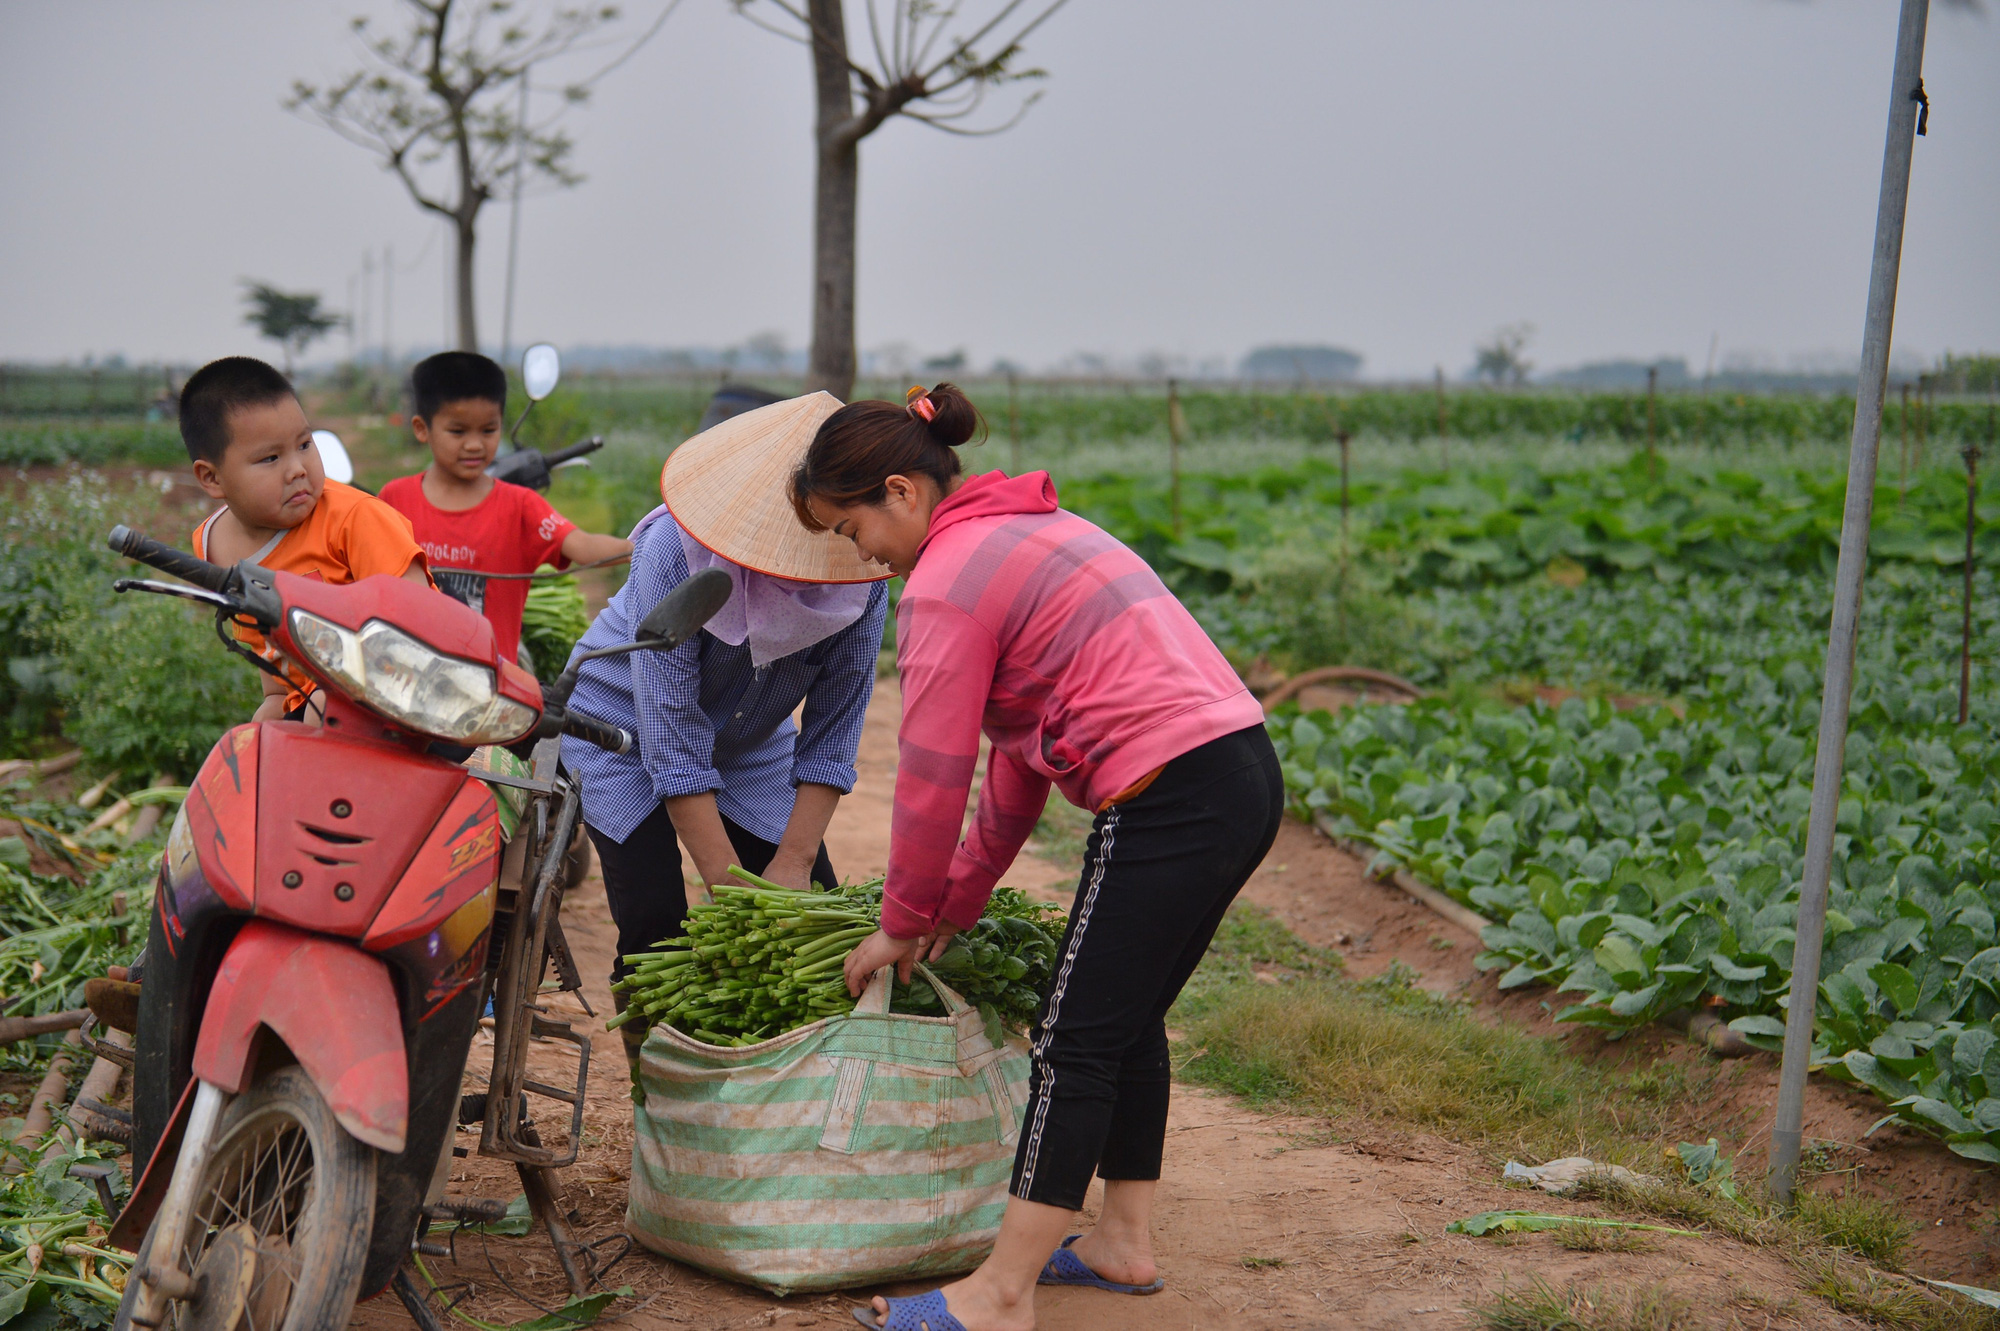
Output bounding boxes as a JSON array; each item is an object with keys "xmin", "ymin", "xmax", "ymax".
[{"xmin": 660, "ymin": 391, "xmax": 891, "ymax": 583}]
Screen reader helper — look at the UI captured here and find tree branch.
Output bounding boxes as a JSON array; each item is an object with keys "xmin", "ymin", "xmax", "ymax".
[{"xmin": 734, "ymin": 0, "xmax": 1060, "ymax": 148}]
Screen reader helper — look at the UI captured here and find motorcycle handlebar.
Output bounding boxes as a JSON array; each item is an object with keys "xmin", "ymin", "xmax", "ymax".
[
  {"xmin": 107, "ymin": 525, "xmax": 235, "ymax": 595},
  {"xmin": 545, "ymin": 435, "xmax": 605, "ymax": 467},
  {"xmin": 559, "ymin": 707, "xmax": 632, "ymax": 756}
]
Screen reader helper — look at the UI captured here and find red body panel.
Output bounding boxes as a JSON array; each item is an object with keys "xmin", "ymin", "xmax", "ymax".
[
  {"xmin": 186, "ymin": 724, "xmax": 260, "ymax": 910},
  {"xmin": 251, "ymin": 724, "xmax": 466, "ymax": 936},
  {"xmin": 363, "ymin": 780, "xmax": 500, "ymax": 953},
  {"xmin": 141, "ymin": 568, "xmax": 531, "ymax": 1199},
  {"xmin": 193, "ymin": 920, "xmax": 409, "ymax": 1152}
]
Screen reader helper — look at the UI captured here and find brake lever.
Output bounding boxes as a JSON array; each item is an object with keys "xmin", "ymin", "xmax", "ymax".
[{"xmin": 113, "ymin": 578, "xmax": 245, "ymax": 614}]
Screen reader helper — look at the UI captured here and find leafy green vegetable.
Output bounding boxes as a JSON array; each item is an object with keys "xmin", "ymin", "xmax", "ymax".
[
  {"xmin": 519, "ymin": 571, "xmax": 591, "ymax": 684},
  {"xmin": 0, "ymin": 1135, "xmax": 134, "ymax": 1322},
  {"xmin": 1, "ymin": 844, "xmax": 158, "ymax": 1079},
  {"xmin": 610, "ymin": 869, "xmax": 1065, "ymax": 1047},
  {"xmin": 1448, "ymin": 1210, "xmax": 1699, "ymax": 1237},
  {"xmin": 1268, "ymin": 553, "xmax": 2000, "ymax": 1163}
]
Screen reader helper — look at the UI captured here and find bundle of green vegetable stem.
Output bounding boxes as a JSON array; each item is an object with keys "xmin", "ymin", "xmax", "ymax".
[
  {"xmin": 520, "ymin": 568, "xmax": 591, "ymax": 684},
  {"xmin": 610, "ymin": 869, "xmax": 1064, "ymax": 1048}
]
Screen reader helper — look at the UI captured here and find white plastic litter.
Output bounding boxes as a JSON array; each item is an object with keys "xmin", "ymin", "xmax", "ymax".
[{"xmin": 1502, "ymin": 1157, "xmax": 1659, "ymax": 1195}]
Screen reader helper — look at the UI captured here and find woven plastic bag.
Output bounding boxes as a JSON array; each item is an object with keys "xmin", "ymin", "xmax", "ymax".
[{"xmin": 626, "ymin": 964, "xmax": 1030, "ymax": 1295}]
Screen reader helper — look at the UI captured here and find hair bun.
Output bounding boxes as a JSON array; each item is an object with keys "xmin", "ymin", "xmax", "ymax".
[{"xmin": 920, "ymin": 382, "xmax": 982, "ymax": 449}]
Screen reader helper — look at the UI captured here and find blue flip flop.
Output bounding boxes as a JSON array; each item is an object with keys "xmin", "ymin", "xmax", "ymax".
[
  {"xmin": 851, "ymin": 1290, "xmax": 970, "ymax": 1330},
  {"xmin": 1037, "ymin": 1234, "xmax": 1166, "ymax": 1294}
]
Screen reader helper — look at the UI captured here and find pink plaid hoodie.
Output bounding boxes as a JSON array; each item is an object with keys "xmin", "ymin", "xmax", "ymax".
[{"xmin": 882, "ymin": 470, "xmax": 1264, "ymax": 940}]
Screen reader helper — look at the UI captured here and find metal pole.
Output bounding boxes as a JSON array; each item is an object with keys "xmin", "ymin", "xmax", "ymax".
[
  {"xmin": 1008, "ymin": 370, "xmax": 1022, "ymax": 475},
  {"xmin": 1962, "ymin": 440, "xmax": 1980, "ymax": 725},
  {"xmin": 383, "ymin": 243, "xmax": 394, "ymax": 369},
  {"xmin": 1167, "ymin": 377, "xmax": 1186, "ymax": 537},
  {"xmin": 1769, "ymin": 0, "xmax": 1930, "ymax": 1208},
  {"xmin": 1434, "ymin": 365, "xmax": 1448, "ymax": 472},
  {"xmin": 1645, "ymin": 363, "xmax": 1659, "ymax": 479},
  {"xmin": 501, "ymin": 67, "xmax": 528, "ymax": 364}
]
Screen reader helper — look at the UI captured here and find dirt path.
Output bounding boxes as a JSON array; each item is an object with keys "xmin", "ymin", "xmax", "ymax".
[{"xmin": 356, "ymin": 678, "xmax": 1997, "ymax": 1331}]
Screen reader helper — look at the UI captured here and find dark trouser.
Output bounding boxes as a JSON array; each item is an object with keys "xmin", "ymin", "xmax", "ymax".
[
  {"xmin": 1010, "ymin": 724, "xmax": 1284, "ymax": 1211},
  {"xmin": 587, "ymin": 802, "xmax": 837, "ymax": 988}
]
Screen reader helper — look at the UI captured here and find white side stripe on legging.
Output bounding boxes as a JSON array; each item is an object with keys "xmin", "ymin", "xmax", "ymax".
[{"xmin": 1017, "ymin": 805, "xmax": 1120, "ymax": 1197}]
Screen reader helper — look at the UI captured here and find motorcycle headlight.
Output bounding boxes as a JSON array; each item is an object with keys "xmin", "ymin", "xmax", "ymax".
[{"xmin": 288, "ymin": 610, "xmax": 537, "ymax": 744}]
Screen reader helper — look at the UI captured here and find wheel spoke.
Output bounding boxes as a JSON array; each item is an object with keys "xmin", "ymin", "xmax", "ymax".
[{"xmin": 174, "ymin": 1100, "xmax": 323, "ymax": 1331}]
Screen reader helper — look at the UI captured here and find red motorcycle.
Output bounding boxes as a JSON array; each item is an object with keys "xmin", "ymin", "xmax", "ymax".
[{"xmin": 99, "ymin": 525, "xmax": 726, "ymax": 1331}]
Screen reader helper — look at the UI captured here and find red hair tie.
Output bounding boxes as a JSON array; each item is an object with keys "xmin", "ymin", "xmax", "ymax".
[{"xmin": 905, "ymin": 386, "xmax": 937, "ymax": 423}]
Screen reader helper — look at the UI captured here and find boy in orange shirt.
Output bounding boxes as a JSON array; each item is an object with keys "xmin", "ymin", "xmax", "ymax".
[
  {"xmin": 182, "ymin": 356, "xmax": 433, "ymax": 723},
  {"xmin": 379, "ymin": 352, "xmax": 631, "ymax": 671}
]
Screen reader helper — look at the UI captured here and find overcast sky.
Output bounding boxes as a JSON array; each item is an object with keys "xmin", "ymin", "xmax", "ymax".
[{"xmin": 2, "ymin": 1, "xmax": 1995, "ymax": 379}]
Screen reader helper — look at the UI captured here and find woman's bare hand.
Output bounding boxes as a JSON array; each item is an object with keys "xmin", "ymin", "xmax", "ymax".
[
  {"xmin": 758, "ymin": 852, "xmax": 816, "ymax": 894},
  {"xmin": 924, "ymin": 921, "xmax": 962, "ymax": 961},
  {"xmin": 843, "ymin": 928, "xmax": 924, "ymax": 996}
]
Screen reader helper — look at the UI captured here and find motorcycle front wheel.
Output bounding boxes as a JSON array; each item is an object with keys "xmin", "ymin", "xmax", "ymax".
[{"xmin": 115, "ymin": 1065, "xmax": 376, "ymax": 1331}]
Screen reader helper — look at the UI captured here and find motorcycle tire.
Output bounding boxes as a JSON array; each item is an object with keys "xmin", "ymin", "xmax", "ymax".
[{"xmin": 114, "ymin": 1065, "xmax": 376, "ymax": 1331}]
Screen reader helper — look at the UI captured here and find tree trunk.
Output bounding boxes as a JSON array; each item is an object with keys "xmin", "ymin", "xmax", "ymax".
[
  {"xmin": 454, "ymin": 214, "xmax": 479, "ymax": 352},
  {"xmin": 806, "ymin": 0, "xmax": 858, "ymax": 401}
]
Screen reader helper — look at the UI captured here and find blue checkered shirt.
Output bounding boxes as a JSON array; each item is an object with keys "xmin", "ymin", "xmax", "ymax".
[{"xmin": 560, "ymin": 507, "xmax": 888, "ymax": 845}]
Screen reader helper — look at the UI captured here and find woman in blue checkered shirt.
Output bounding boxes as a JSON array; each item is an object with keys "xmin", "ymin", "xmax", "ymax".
[{"xmin": 560, "ymin": 395, "xmax": 892, "ymax": 1062}]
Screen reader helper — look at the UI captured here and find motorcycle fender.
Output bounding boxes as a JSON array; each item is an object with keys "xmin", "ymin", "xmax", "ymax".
[
  {"xmin": 193, "ymin": 920, "xmax": 409, "ymax": 1153},
  {"xmin": 106, "ymin": 1077, "xmax": 196, "ymax": 1251}
]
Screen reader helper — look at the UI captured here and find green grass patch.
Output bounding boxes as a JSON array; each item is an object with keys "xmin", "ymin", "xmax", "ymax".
[
  {"xmin": 1028, "ymin": 791, "xmax": 1094, "ymax": 873},
  {"xmin": 1174, "ymin": 944, "xmax": 1710, "ymax": 1163},
  {"xmin": 1171, "ymin": 902, "xmax": 1343, "ymax": 1016},
  {"xmin": 1468, "ymin": 1278, "xmax": 1708, "ymax": 1331},
  {"xmin": 1791, "ymin": 1187, "xmax": 1919, "ymax": 1270},
  {"xmin": 1793, "ymin": 1255, "xmax": 2000, "ymax": 1331}
]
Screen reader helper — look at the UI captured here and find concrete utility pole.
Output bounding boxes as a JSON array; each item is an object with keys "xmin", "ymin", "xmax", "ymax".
[
  {"xmin": 502, "ymin": 68, "xmax": 528, "ymax": 365},
  {"xmin": 1768, "ymin": 0, "xmax": 1931, "ymax": 1208}
]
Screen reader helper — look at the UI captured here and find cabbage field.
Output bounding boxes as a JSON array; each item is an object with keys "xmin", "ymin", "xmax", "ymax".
[{"xmin": 1062, "ymin": 449, "xmax": 2000, "ymax": 1166}]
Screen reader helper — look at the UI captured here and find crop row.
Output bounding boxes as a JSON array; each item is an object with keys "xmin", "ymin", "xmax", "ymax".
[
  {"xmin": 1068, "ymin": 455, "xmax": 1998, "ymax": 594},
  {"xmin": 972, "ymin": 385, "xmax": 1997, "ymax": 449},
  {"xmin": 1270, "ymin": 561, "xmax": 2000, "ymax": 1162},
  {"xmin": 16, "ymin": 381, "xmax": 1994, "ymax": 469},
  {"xmin": 0, "ymin": 421, "xmax": 185, "ymax": 468}
]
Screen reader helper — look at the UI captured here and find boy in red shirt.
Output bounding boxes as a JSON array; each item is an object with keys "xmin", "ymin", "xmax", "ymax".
[{"xmin": 380, "ymin": 352, "xmax": 632, "ymax": 669}]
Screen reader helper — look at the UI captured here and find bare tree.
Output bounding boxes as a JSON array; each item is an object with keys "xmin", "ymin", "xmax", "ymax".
[
  {"xmin": 289, "ymin": 1, "xmax": 672, "ymax": 351},
  {"xmin": 1474, "ymin": 322, "xmax": 1535, "ymax": 387},
  {"xmin": 734, "ymin": 0, "xmax": 1065, "ymax": 399}
]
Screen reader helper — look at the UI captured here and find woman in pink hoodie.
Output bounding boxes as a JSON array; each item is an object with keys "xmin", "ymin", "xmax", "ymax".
[{"xmin": 793, "ymin": 385, "xmax": 1283, "ymax": 1331}]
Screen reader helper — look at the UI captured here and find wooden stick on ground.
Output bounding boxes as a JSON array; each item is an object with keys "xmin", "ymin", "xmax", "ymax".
[
  {"xmin": 0, "ymin": 750, "xmax": 84, "ymax": 785},
  {"xmin": 4, "ymin": 1026, "xmax": 85, "ymax": 1174},
  {"xmin": 0, "ymin": 1009, "xmax": 90, "ymax": 1045},
  {"xmin": 44, "ymin": 1028, "xmax": 131, "ymax": 1161}
]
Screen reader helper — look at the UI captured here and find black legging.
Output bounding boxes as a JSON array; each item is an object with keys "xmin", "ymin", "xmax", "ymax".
[
  {"xmin": 1011, "ymin": 724, "xmax": 1283, "ymax": 1211},
  {"xmin": 587, "ymin": 802, "xmax": 836, "ymax": 988}
]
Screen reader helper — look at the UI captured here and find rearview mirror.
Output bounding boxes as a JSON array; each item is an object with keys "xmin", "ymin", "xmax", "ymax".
[
  {"xmin": 522, "ymin": 344, "xmax": 560, "ymax": 401},
  {"xmin": 638, "ymin": 568, "xmax": 733, "ymax": 647},
  {"xmin": 312, "ymin": 430, "xmax": 355, "ymax": 484}
]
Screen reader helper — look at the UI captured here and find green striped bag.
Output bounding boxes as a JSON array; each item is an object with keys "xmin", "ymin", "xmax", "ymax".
[{"xmin": 626, "ymin": 964, "xmax": 1031, "ymax": 1295}]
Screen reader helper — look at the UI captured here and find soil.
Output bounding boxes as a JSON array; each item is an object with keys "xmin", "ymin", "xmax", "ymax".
[{"xmin": 340, "ymin": 676, "xmax": 2000, "ymax": 1330}]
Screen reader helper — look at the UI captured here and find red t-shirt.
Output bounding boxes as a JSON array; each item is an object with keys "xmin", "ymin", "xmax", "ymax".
[{"xmin": 378, "ymin": 475, "xmax": 576, "ymax": 663}]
